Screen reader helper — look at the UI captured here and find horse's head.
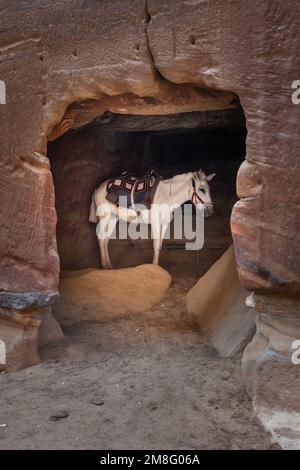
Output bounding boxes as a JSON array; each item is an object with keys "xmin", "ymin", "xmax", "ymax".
[{"xmin": 191, "ymin": 170, "xmax": 215, "ymax": 216}]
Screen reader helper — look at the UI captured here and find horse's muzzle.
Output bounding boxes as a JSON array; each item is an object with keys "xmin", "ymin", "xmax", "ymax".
[{"xmin": 204, "ymin": 203, "xmax": 214, "ymax": 217}]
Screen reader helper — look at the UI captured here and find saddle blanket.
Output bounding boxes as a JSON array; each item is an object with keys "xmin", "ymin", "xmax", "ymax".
[{"xmin": 106, "ymin": 170, "xmax": 161, "ymax": 209}]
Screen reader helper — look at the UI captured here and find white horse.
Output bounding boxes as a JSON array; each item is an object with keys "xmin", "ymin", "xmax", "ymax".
[{"xmin": 89, "ymin": 170, "xmax": 215, "ymax": 268}]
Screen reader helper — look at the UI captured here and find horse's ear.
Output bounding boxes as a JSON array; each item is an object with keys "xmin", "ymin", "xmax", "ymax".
[
  {"xmin": 206, "ymin": 173, "xmax": 216, "ymax": 181},
  {"xmin": 198, "ymin": 169, "xmax": 205, "ymax": 180},
  {"xmin": 193, "ymin": 171, "xmax": 199, "ymax": 180}
]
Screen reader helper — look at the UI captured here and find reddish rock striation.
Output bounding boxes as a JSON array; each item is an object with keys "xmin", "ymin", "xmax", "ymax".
[
  {"xmin": 0, "ymin": 0, "xmax": 299, "ymax": 307},
  {"xmin": 0, "ymin": 2, "xmax": 299, "ymax": 434},
  {"xmin": 48, "ymin": 86, "xmax": 238, "ymax": 141},
  {"xmin": 146, "ymin": 0, "xmax": 300, "ymax": 295}
]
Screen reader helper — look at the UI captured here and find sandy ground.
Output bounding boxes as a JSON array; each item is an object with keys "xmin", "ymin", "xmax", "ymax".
[{"xmin": 0, "ymin": 272, "xmax": 278, "ymax": 450}]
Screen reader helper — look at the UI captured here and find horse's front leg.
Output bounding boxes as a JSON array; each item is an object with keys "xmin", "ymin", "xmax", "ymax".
[
  {"xmin": 153, "ymin": 238, "xmax": 161, "ymax": 265},
  {"xmin": 160, "ymin": 219, "xmax": 170, "ymax": 251},
  {"xmin": 151, "ymin": 210, "xmax": 161, "ymax": 265},
  {"xmin": 153, "ymin": 209, "xmax": 172, "ymax": 265}
]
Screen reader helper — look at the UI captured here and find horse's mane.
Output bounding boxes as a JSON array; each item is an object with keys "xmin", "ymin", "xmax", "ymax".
[{"xmin": 161, "ymin": 172, "xmax": 192, "ymax": 184}]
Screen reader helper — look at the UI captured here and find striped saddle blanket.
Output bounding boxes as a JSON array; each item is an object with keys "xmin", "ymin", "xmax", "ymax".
[{"xmin": 106, "ymin": 170, "xmax": 161, "ymax": 209}]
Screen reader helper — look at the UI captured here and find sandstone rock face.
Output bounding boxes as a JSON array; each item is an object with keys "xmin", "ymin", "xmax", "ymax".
[
  {"xmin": 0, "ymin": 307, "xmax": 42, "ymax": 372},
  {"xmin": 0, "ymin": 1, "xmax": 299, "ymax": 305},
  {"xmin": 0, "ymin": 0, "xmax": 299, "ymax": 445},
  {"xmin": 49, "ymin": 86, "xmax": 238, "ymax": 141},
  {"xmin": 242, "ymin": 295, "xmax": 300, "ymax": 449},
  {"xmin": 146, "ymin": 0, "xmax": 300, "ymax": 296},
  {"xmin": 187, "ymin": 245, "xmax": 255, "ymax": 357},
  {"xmin": 53, "ymin": 264, "xmax": 171, "ymax": 324},
  {"xmin": 0, "ymin": 305, "xmax": 64, "ymax": 371},
  {"xmin": 38, "ymin": 310, "xmax": 64, "ymax": 349}
]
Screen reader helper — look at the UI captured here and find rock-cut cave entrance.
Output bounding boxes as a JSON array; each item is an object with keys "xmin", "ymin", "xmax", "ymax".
[
  {"xmin": 46, "ymin": 107, "xmax": 248, "ymax": 337},
  {"xmin": 48, "ymin": 109, "xmax": 246, "ymax": 273}
]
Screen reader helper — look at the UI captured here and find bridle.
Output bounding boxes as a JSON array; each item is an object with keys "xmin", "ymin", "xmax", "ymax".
[{"xmin": 191, "ymin": 178, "xmax": 206, "ymax": 206}]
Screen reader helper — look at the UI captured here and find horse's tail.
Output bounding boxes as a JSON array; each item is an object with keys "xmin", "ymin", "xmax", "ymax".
[{"xmin": 89, "ymin": 193, "xmax": 98, "ymax": 223}]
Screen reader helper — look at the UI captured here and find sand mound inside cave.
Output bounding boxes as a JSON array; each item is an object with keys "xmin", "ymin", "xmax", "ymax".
[{"xmin": 53, "ymin": 264, "xmax": 172, "ymax": 324}]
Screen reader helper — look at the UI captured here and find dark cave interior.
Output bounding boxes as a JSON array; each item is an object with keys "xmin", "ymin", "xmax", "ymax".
[{"xmin": 48, "ymin": 109, "xmax": 246, "ymax": 278}]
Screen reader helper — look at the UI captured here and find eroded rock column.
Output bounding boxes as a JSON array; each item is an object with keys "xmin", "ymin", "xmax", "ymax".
[
  {"xmin": 0, "ymin": 307, "xmax": 42, "ymax": 371},
  {"xmin": 242, "ymin": 294, "xmax": 300, "ymax": 449}
]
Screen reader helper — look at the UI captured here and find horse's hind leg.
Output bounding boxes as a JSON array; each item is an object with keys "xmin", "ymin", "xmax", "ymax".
[
  {"xmin": 103, "ymin": 216, "xmax": 117, "ymax": 269},
  {"xmin": 97, "ymin": 213, "xmax": 117, "ymax": 269},
  {"xmin": 97, "ymin": 214, "xmax": 113, "ymax": 269},
  {"xmin": 96, "ymin": 239, "xmax": 112, "ymax": 269},
  {"xmin": 98, "ymin": 238, "xmax": 108, "ymax": 269},
  {"xmin": 103, "ymin": 239, "xmax": 112, "ymax": 269}
]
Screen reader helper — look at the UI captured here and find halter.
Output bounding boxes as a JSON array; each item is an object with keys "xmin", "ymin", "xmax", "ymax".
[{"xmin": 191, "ymin": 178, "xmax": 205, "ymax": 206}]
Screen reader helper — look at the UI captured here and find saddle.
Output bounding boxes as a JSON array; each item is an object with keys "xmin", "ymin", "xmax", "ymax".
[{"xmin": 106, "ymin": 170, "xmax": 161, "ymax": 209}]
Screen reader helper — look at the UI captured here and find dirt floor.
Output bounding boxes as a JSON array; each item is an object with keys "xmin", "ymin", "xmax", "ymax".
[{"xmin": 0, "ymin": 270, "xmax": 278, "ymax": 450}]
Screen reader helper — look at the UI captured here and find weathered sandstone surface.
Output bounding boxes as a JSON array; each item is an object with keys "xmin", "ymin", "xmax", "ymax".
[
  {"xmin": 187, "ymin": 245, "xmax": 255, "ymax": 357},
  {"xmin": 0, "ymin": 1, "xmax": 299, "ymax": 304},
  {"xmin": 0, "ymin": 1, "xmax": 300, "ymax": 444}
]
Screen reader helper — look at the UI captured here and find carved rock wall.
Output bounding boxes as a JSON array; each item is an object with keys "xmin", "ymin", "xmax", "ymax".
[
  {"xmin": 0, "ymin": 0, "xmax": 299, "ymax": 308},
  {"xmin": 146, "ymin": 0, "xmax": 300, "ymax": 295}
]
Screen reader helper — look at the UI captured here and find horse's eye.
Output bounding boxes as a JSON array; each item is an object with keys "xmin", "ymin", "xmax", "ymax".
[{"xmin": 199, "ymin": 188, "xmax": 205, "ymax": 193}]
